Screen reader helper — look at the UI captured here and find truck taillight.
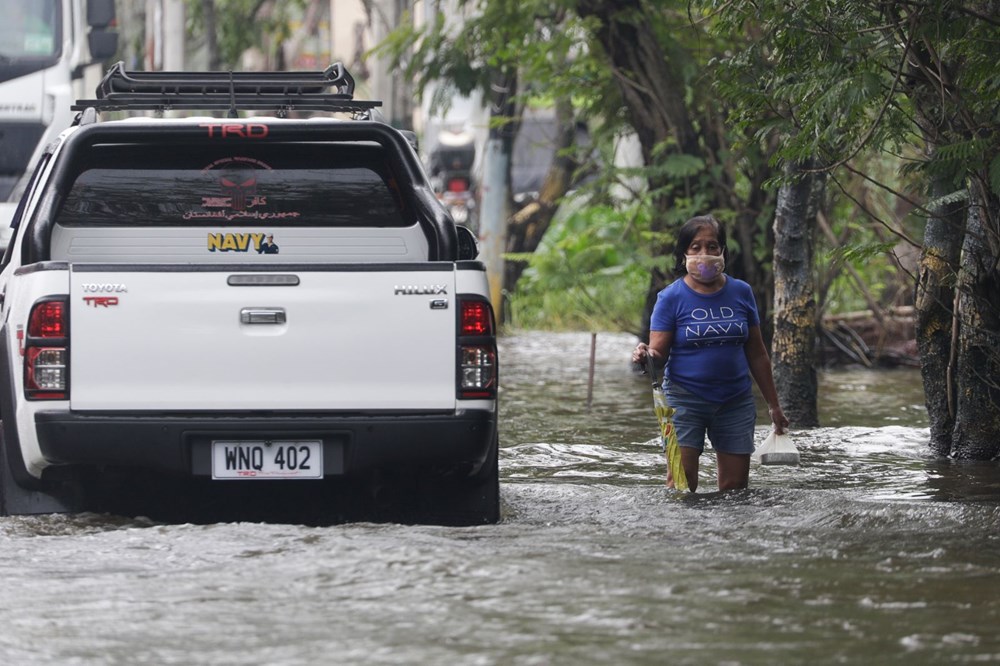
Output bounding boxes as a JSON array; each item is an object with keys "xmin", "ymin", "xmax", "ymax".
[
  {"xmin": 458, "ymin": 298, "xmax": 497, "ymax": 399},
  {"xmin": 447, "ymin": 177, "xmax": 470, "ymax": 192},
  {"xmin": 28, "ymin": 301, "xmax": 66, "ymax": 337},
  {"xmin": 25, "ymin": 298, "xmax": 69, "ymax": 400},
  {"xmin": 461, "ymin": 300, "xmax": 492, "ymax": 336}
]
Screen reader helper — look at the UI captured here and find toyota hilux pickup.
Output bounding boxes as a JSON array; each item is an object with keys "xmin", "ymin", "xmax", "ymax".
[{"xmin": 0, "ymin": 63, "xmax": 499, "ymax": 524}]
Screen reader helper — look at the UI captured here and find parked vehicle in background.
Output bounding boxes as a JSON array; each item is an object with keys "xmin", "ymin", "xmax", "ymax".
[
  {"xmin": 428, "ymin": 125, "xmax": 477, "ymax": 228},
  {"xmin": 0, "ymin": 63, "xmax": 499, "ymax": 524},
  {"xmin": 0, "ymin": 0, "xmax": 118, "ymax": 250}
]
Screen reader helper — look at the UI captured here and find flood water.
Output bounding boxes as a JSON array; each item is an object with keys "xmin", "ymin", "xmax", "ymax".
[{"xmin": 2, "ymin": 331, "xmax": 998, "ymax": 664}]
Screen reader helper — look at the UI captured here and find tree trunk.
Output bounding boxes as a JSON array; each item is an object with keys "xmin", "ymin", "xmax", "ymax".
[
  {"xmin": 576, "ymin": 0, "xmax": 714, "ymax": 343},
  {"xmin": 915, "ymin": 177, "xmax": 964, "ymax": 455},
  {"xmin": 576, "ymin": 0, "xmax": 697, "ymax": 245},
  {"xmin": 724, "ymin": 131, "xmax": 781, "ymax": 344},
  {"xmin": 771, "ymin": 161, "xmax": 822, "ymax": 427},
  {"xmin": 949, "ymin": 186, "xmax": 1000, "ymax": 459},
  {"xmin": 575, "ymin": 1, "xmax": 699, "ymax": 165}
]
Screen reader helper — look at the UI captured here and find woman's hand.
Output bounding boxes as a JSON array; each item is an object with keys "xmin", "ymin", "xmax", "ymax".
[
  {"xmin": 634, "ymin": 332, "xmax": 672, "ymax": 369},
  {"xmin": 633, "ymin": 343, "xmax": 661, "ymax": 365},
  {"xmin": 769, "ymin": 404, "xmax": 790, "ymax": 435},
  {"xmin": 632, "ymin": 343, "xmax": 650, "ymax": 365}
]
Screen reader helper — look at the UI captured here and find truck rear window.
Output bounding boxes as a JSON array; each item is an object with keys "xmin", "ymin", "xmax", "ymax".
[{"xmin": 56, "ymin": 143, "xmax": 409, "ymax": 228}]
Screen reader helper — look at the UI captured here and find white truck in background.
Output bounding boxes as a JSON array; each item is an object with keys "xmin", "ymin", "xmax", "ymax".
[{"xmin": 0, "ymin": 0, "xmax": 118, "ymax": 249}]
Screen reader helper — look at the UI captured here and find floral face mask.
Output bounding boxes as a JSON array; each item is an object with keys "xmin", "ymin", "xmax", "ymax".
[{"xmin": 685, "ymin": 254, "xmax": 725, "ymax": 283}]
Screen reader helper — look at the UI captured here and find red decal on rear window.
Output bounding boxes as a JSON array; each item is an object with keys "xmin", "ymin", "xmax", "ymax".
[
  {"xmin": 181, "ymin": 157, "xmax": 302, "ymax": 222},
  {"xmin": 200, "ymin": 122, "xmax": 269, "ymax": 139}
]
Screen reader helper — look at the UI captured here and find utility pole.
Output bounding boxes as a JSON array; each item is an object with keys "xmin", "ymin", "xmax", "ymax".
[
  {"xmin": 480, "ymin": 136, "xmax": 511, "ymax": 316},
  {"xmin": 369, "ymin": 0, "xmax": 393, "ymax": 121},
  {"xmin": 479, "ymin": 72, "xmax": 515, "ymax": 320},
  {"xmin": 144, "ymin": 0, "xmax": 160, "ymax": 70},
  {"xmin": 367, "ymin": 0, "xmax": 413, "ymax": 128},
  {"xmin": 162, "ymin": 0, "xmax": 185, "ymax": 70},
  {"xmin": 145, "ymin": 0, "xmax": 184, "ymax": 71}
]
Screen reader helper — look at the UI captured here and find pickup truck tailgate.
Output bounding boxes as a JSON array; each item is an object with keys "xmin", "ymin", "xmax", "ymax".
[{"xmin": 69, "ymin": 266, "xmax": 458, "ymax": 411}]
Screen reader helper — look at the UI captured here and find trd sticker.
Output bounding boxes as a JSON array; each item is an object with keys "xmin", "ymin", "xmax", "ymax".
[
  {"xmin": 199, "ymin": 123, "xmax": 269, "ymax": 139},
  {"xmin": 83, "ymin": 296, "xmax": 119, "ymax": 307},
  {"xmin": 208, "ymin": 232, "xmax": 279, "ymax": 254}
]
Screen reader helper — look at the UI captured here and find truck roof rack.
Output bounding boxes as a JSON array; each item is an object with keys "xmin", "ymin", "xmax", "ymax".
[{"xmin": 71, "ymin": 61, "xmax": 382, "ymax": 117}]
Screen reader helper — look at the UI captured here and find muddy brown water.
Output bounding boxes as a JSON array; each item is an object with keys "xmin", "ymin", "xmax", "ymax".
[{"xmin": 1, "ymin": 332, "xmax": 997, "ymax": 664}]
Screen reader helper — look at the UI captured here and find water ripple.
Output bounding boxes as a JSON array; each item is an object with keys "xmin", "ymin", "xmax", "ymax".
[{"xmin": 1, "ymin": 332, "xmax": 997, "ymax": 664}]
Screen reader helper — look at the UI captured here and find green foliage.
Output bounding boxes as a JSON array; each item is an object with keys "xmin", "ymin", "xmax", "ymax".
[
  {"xmin": 507, "ymin": 268, "xmax": 649, "ymax": 331},
  {"xmin": 377, "ymin": 0, "xmax": 1000, "ymax": 334},
  {"xmin": 185, "ymin": 0, "xmax": 305, "ymax": 68},
  {"xmin": 819, "ymin": 236, "xmax": 902, "ymax": 314},
  {"xmin": 507, "ymin": 199, "xmax": 660, "ymax": 332},
  {"xmin": 373, "ymin": 0, "xmax": 613, "ymax": 119},
  {"xmin": 370, "ymin": 0, "xmax": 789, "ymax": 330},
  {"xmin": 706, "ymin": 0, "xmax": 1000, "ymax": 329},
  {"xmin": 709, "ymin": 0, "xmax": 1000, "ymax": 189},
  {"xmin": 829, "ymin": 241, "xmax": 898, "ymax": 268},
  {"xmin": 990, "ymin": 156, "xmax": 1000, "ymax": 198},
  {"xmin": 812, "ymin": 155, "xmax": 922, "ymax": 316},
  {"xmin": 649, "ymin": 149, "xmax": 706, "ymax": 180}
]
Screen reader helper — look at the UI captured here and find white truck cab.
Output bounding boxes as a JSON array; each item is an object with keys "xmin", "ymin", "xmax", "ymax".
[{"xmin": 0, "ymin": 0, "xmax": 118, "ymax": 250}]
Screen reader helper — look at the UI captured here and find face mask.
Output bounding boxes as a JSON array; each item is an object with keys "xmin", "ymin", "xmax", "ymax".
[{"xmin": 685, "ymin": 254, "xmax": 725, "ymax": 283}]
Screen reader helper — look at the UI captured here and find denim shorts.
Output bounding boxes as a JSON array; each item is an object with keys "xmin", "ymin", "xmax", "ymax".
[{"xmin": 664, "ymin": 382, "xmax": 756, "ymax": 455}]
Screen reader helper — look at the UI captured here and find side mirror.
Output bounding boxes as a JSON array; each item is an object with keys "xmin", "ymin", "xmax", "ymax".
[
  {"xmin": 87, "ymin": 0, "xmax": 116, "ymax": 27},
  {"xmin": 456, "ymin": 225, "xmax": 479, "ymax": 261},
  {"xmin": 88, "ymin": 30, "xmax": 119, "ymax": 61},
  {"xmin": 87, "ymin": 0, "xmax": 118, "ymax": 61}
]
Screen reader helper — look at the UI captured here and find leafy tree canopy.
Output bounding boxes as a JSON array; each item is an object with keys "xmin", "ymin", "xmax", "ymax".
[{"xmin": 708, "ymin": 0, "xmax": 1000, "ymax": 196}]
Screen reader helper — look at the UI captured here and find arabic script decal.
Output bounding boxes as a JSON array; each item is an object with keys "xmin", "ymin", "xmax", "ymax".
[{"xmin": 185, "ymin": 157, "xmax": 301, "ymax": 222}]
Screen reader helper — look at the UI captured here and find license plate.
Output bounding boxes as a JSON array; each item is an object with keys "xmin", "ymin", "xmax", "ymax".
[{"xmin": 212, "ymin": 440, "xmax": 323, "ymax": 480}]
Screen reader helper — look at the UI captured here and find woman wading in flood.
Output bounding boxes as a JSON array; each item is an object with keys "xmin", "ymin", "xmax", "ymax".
[{"xmin": 632, "ymin": 215, "xmax": 788, "ymax": 491}]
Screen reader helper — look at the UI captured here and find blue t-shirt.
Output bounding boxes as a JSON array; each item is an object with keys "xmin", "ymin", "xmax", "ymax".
[{"xmin": 650, "ymin": 276, "xmax": 760, "ymax": 403}]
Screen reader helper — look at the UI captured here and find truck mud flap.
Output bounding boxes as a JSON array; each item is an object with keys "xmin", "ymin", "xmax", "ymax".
[
  {"xmin": 0, "ymin": 327, "xmax": 85, "ymax": 515},
  {"xmin": 0, "ymin": 430, "xmax": 85, "ymax": 516}
]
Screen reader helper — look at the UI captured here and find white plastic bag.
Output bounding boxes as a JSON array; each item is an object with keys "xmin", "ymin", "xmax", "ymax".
[{"xmin": 751, "ymin": 429, "xmax": 800, "ymax": 465}]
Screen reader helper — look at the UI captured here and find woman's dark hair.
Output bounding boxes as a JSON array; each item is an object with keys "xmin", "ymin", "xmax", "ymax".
[{"xmin": 673, "ymin": 215, "xmax": 728, "ymax": 276}]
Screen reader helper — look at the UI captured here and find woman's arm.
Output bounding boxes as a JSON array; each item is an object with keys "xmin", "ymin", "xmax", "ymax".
[
  {"xmin": 633, "ymin": 330, "xmax": 674, "ymax": 367},
  {"xmin": 744, "ymin": 326, "xmax": 789, "ymax": 433}
]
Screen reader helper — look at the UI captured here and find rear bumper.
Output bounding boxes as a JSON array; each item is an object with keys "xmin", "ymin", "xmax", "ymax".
[{"xmin": 33, "ymin": 409, "xmax": 496, "ymax": 478}]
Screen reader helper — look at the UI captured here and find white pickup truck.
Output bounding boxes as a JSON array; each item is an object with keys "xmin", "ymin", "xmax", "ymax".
[{"xmin": 0, "ymin": 64, "xmax": 499, "ymax": 524}]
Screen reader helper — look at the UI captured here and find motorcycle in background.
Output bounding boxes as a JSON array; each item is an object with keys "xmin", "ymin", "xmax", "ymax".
[{"xmin": 428, "ymin": 128, "xmax": 478, "ymax": 231}]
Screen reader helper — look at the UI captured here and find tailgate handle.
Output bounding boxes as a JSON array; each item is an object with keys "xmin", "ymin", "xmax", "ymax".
[{"xmin": 240, "ymin": 307, "xmax": 287, "ymax": 325}]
